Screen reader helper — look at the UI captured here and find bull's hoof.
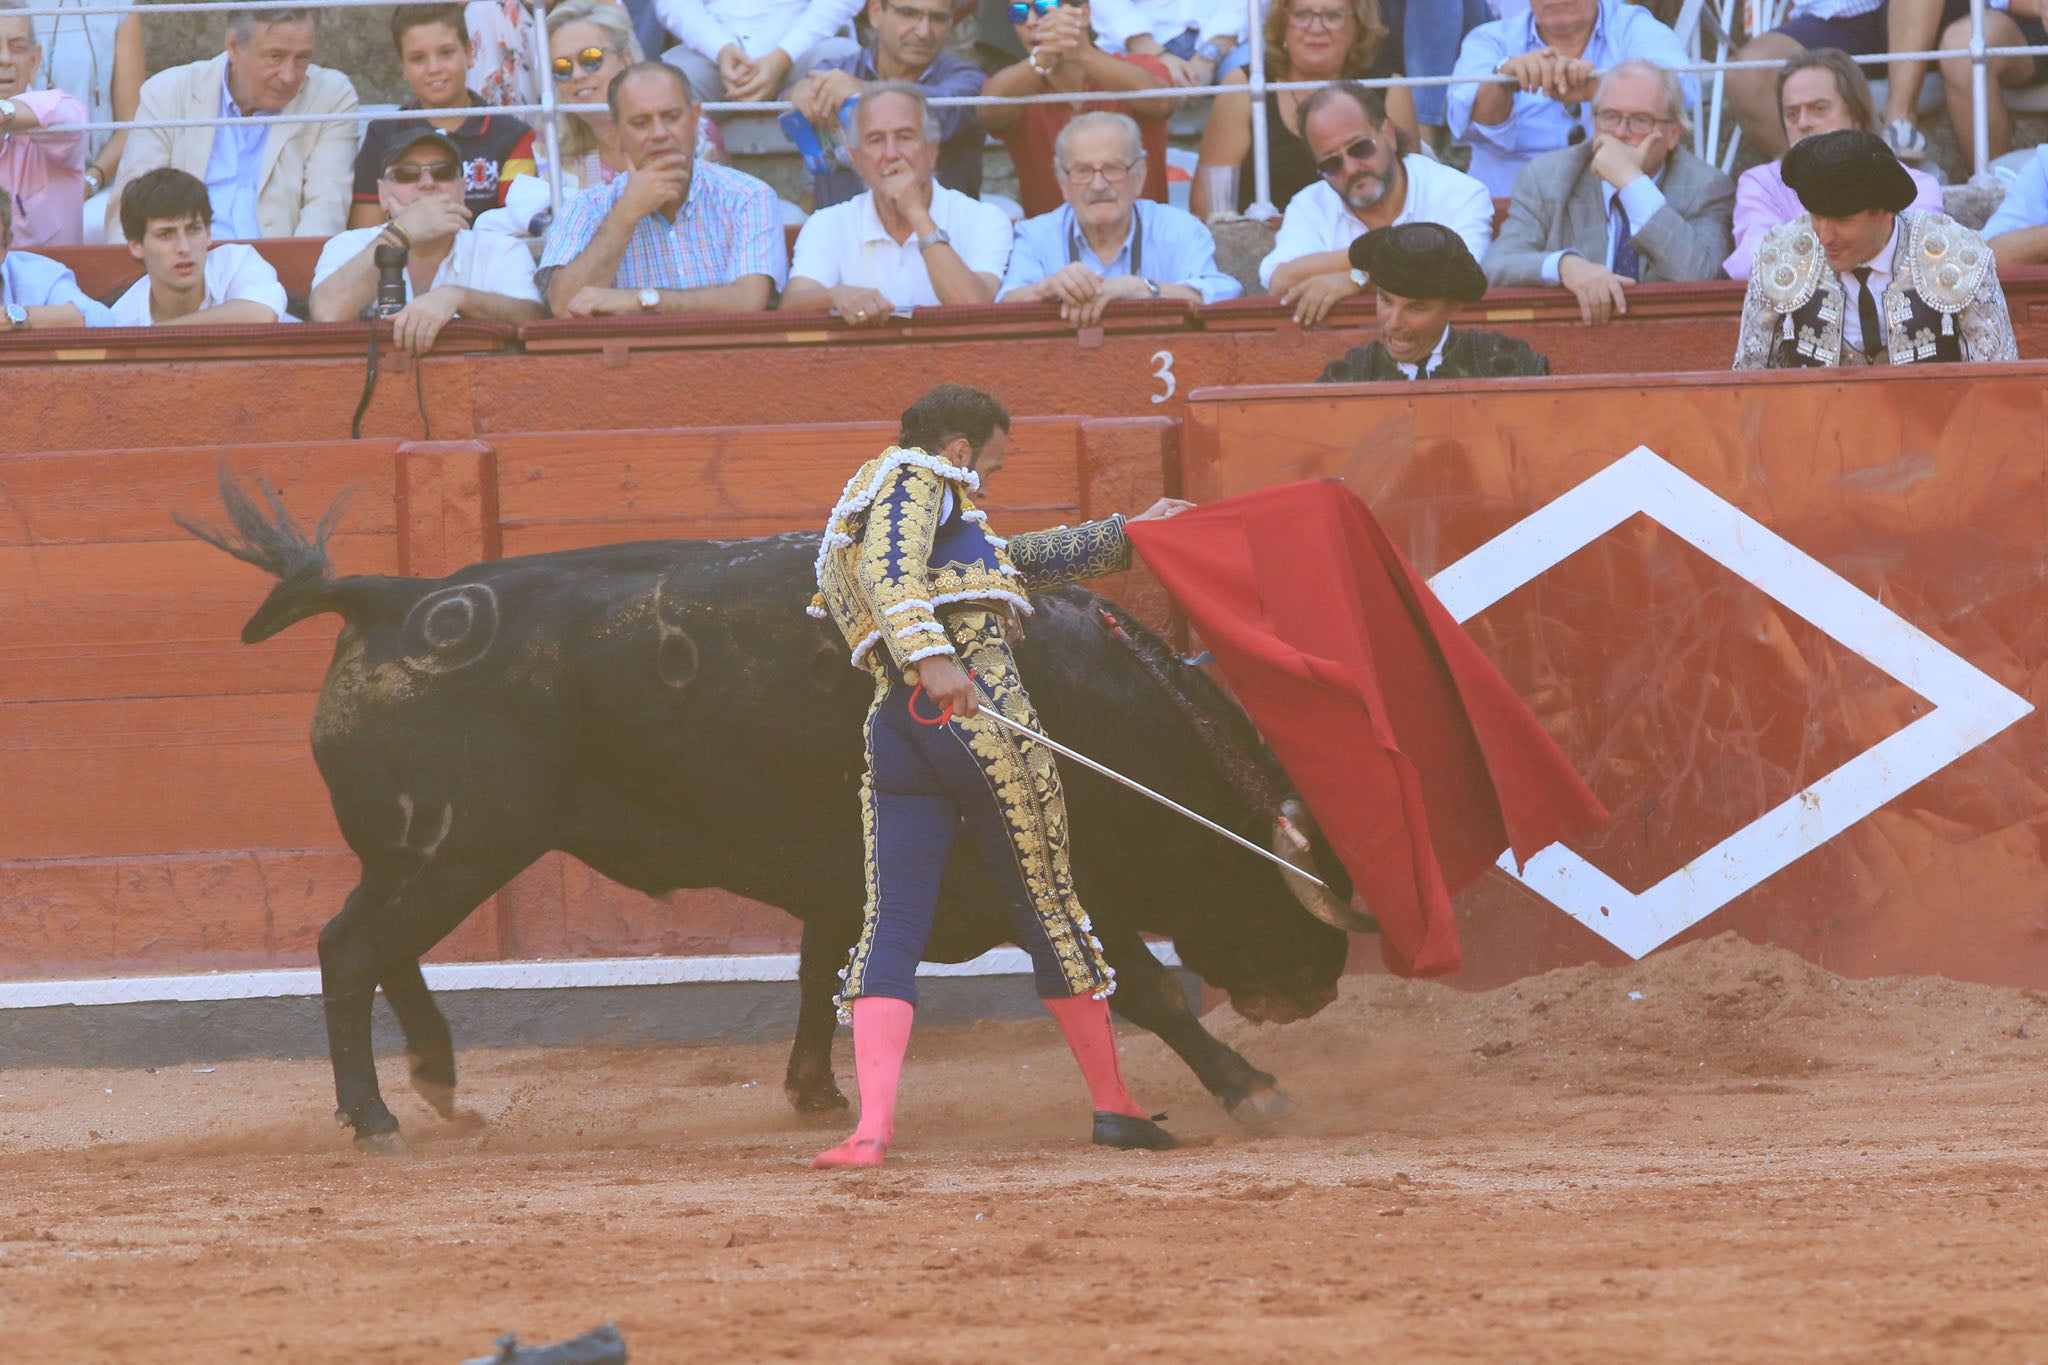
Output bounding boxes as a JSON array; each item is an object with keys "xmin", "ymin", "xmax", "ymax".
[
  {"xmin": 353, "ymin": 1129, "xmax": 411, "ymax": 1156},
  {"xmin": 411, "ymin": 1076, "xmax": 459, "ymax": 1120},
  {"xmin": 785, "ymin": 1084, "xmax": 852, "ymax": 1123},
  {"xmin": 1225, "ymin": 1086, "xmax": 1296, "ymax": 1127}
]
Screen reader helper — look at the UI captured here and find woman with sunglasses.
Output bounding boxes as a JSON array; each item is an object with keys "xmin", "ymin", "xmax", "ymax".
[
  {"xmin": 980, "ymin": 0, "xmax": 1172, "ymax": 217},
  {"xmin": 1189, "ymin": 0, "xmax": 1413, "ymax": 222}
]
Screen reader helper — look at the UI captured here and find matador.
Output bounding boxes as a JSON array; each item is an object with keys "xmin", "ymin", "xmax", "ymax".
[{"xmin": 808, "ymin": 383, "xmax": 1190, "ymax": 1168}]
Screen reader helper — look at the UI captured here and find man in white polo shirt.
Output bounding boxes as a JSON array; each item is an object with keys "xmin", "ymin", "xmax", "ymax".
[
  {"xmin": 309, "ymin": 128, "xmax": 542, "ymax": 353},
  {"xmin": 1261, "ymin": 81, "xmax": 1496, "ymax": 327},
  {"xmin": 782, "ymin": 82, "xmax": 1011, "ymax": 325},
  {"xmin": 109, "ymin": 167, "xmax": 288, "ymax": 326}
]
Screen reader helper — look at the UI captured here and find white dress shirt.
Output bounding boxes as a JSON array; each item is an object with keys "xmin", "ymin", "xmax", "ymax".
[
  {"xmin": 203, "ymin": 80, "xmax": 270, "ymax": 240},
  {"xmin": 312, "ymin": 226, "xmax": 542, "ymax": 302},
  {"xmin": 789, "ymin": 183, "xmax": 1013, "ymax": 309},
  {"xmin": 107, "ymin": 242, "xmax": 288, "ymax": 325},
  {"xmin": 1258, "ymin": 155, "xmax": 1496, "ymax": 290},
  {"xmin": 1087, "ymin": 0, "xmax": 1244, "ymax": 52},
  {"xmin": 1838, "ymin": 217, "xmax": 1903, "ymax": 355},
  {"xmin": 656, "ymin": 0, "xmax": 863, "ymax": 62}
]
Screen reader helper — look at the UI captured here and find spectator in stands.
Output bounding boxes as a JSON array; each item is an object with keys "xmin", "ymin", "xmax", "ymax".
[
  {"xmin": 1383, "ymin": 0, "xmax": 1491, "ymax": 155},
  {"xmin": 786, "ymin": 0, "xmax": 985, "ymax": 208},
  {"xmin": 539, "ymin": 62, "xmax": 783, "ymax": 315},
  {"xmin": 1735, "ymin": 128, "xmax": 2013, "ymax": 367},
  {"xmin": 784, "ymin": 82, "xmax": 1010, "ymax": 323},
  {"xmin": 1725, "ymin": 2, "xmax": 1888, "ymax": 161},
  {"xmin": 349, "ymin": 5, "xmax": 535, "ymax": 230},
  {"xmin": 108, "ymin": 9, "xmax": 359, "ymax": 240},
  {"xmin": 541, "ymin": 0, "xmax": 641, "ymax": 192},
  {"xmin": 0, "ymin": 0, "xmax": 87, "ymax": 247},
  {"xmin": 1192, "ymin": 0, "xmax": 1412, "ymax": 221},
  {"xmin": 1315, "ymin": 222, "xmax": 1549, "ymax": 380},
  {"xmin": 1982, "ymin": 142, "xmax": 2048, "ymax": 261},
  {"xmin": 32, "ymin": 0, "xmax": 145, "ymax": 229},
  {"xmin": 998, "ymin": 111, "xmax": 1238, "ymax": 320},
  {"xmin": 1088, "ymin": 0, "xmax": 1243, "ymax": 87},
  {"xmin": 1258, "ymin": 82, "xmax": 1494, "ymax": 326},
  {"xmin": 109, "ymin": 167, "xmax": 285, "ymax": 325},
  {"xmin": 655, "ymin": 0, "xmax": 859, "ymax": 102},
  {"xmin": 981, "ymin": 0, "xmax": 1172, "ymax": 218},
  {"xmin": 0, "ymin": 189, "xmax": 105, "ymax": 326},
  {"xmin": 1877, "ymin": 0, "xmax": 2048, "ymax": 163},
  {"xmin": 468, "ymin": 0, "xmax": 659, "ymax": 106},
  {"xmin": 1485, "ymin": 60, "xmax": 1733, "ymax": 326},
  {"xmin": 1726, "ymin": 49, "xmax": 1940, "ymax": 281},
  {"xmin": 313, "ymin": 130, "xmax": 543, "ymax": 349},
  {"xmin": 1450, "ymin": 0, "xmax": 1694, "ymax": 198}
]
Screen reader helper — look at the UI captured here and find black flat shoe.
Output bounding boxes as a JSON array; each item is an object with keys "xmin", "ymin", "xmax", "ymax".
[{"xmin": 1093, "ymin": 1110, "xmax": 1177, "ymax": 1151}]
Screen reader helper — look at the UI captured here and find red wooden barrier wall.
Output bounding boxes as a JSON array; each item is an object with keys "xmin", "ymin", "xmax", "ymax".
[{"xmin": 0, "ymin": 418, "xmax": 1174, "ymax": 979}]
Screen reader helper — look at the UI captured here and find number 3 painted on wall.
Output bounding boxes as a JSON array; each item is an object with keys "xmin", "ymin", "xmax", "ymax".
[{"xmin": 1149, "ymin": 350, "xmax": 1176, "ymax": 404}]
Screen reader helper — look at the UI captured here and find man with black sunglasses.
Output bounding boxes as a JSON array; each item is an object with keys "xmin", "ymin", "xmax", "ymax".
[
  {"xmin": 1259, "ymin": 81, "xmax": 1494, "ymax": 327},
  {"xmin": 784, "ymin": 0, "xmax": 984, "ymax": 210},
  {"xmin": 310, "ymin": 128, "xmax": 544, "ymax": 353}
]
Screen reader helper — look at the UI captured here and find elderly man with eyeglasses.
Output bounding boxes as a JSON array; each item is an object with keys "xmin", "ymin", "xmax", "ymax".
[
  {"xmin": 310, "ymin": 129, "xmax": 544, "ymax": 353},
  {"xmin": 784, "ymin": 0, "xmax": 985, "ymax": 210},
  {"xmin": 1484, "ymin": 59, "xmax": 1733, "ymax": 327},
  {"xmin": 1257, "ymin": 81, "xmax": 1494, "ymax": 327},
  {"xmin": 998, "ymin": 111, "xmax": 1237, "ymax": 324}
]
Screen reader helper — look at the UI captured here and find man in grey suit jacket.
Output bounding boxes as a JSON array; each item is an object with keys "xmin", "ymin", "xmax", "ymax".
[
  {"xmin": 1484, "ymin": 58, "xmax": 1735, "ymax": 325},
  {"xmin": 106, "ymin": 8, "xmax": 359, "ymax": 240}
]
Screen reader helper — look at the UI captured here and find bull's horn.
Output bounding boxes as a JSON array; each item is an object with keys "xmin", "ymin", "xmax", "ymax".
[{"xmin": 1275, "ymin": 799, "xmax": 1377, "ymax": 933}]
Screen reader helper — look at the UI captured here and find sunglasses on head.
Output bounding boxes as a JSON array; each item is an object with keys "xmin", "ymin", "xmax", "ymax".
[
  {"xmin": 387, "ymin": 160, "xmax": 463, "ymax": 184},
  {"xmin": 550, "ymin": 46, "xmax": 607, "ymax": 80},
  {"xmin": 1007, "ymin": 0, "xmax": 1058, "ymax": 22},
  {"xmin": 1314, "ymin": 136, "xmax": 1377, "ymax": 179}
]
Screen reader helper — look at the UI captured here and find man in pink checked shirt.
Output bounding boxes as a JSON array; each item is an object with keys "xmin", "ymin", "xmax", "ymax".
[{"xmin": 0, "ymin": 0, "xmax": 88, "ymax": 248}]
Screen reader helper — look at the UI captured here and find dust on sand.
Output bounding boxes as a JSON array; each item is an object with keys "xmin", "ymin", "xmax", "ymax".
[{"xmin": 4, "ymin": 932, "xmax": 2048, "ymax": 1363}]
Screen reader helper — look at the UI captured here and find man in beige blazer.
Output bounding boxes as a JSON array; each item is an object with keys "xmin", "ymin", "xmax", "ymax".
[{"xmin": 108, "ymin": 8, "xmax": 358, "ymax": 239}]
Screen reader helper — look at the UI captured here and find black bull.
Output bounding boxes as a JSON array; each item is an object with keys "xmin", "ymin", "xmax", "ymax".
[{"xmin": 183, "ymin": 478, "xmax": 1365, "ymax": 1150}]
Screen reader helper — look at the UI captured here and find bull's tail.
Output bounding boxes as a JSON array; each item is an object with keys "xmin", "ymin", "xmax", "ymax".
[{"xmin": 176, "ymin": 466, "xmax": 397, "ymax": 644}]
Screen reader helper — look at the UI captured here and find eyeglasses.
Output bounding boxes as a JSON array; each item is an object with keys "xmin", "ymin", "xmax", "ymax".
[
  {"xmin": 1286, "ymin": 6, "xmax": 1349, "ymax": 31},
  {"xmin": 550, "ymin": 46, "xmax": 608, "ymax": 81},
  {"xmin": 1059, "ymin": 158, "xmax": 1136, "ymax": 185},
  {"xmin": 1314, "ymin": 136, "xmax": 1377, "ymax": 179},
  {"xmin": 1591, "ymin": 109, "xmax": 1676, "ymax": 135},
  {"xmin": 386, "ymin": 160, "xmax": 463, "ymax": 184},
  {"xmin": 1007, "ymin": 0, "xmax": 1057, "ymax": 22},
  {"xmin": 880, "ymin": 0, "xmax": 955, "ymax": 27}
]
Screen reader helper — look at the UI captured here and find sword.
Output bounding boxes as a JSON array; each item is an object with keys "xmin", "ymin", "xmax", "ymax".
[{"xmin": 965, "ymin": 703, "xmax": 1333, "ymax": 892}]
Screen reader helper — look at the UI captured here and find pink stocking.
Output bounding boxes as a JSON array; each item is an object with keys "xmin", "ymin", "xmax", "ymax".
[
  {"xmin": 1043, "ymin": 994, "xmax": 1146, "ymax": 1118},
  {"xmin": 811, "ymin": 996, "xmax": 914, "ymax": 1169}
]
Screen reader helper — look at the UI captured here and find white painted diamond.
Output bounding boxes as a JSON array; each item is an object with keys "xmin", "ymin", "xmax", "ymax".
[{"xmin": 1424, "ymin": 446, "xmax": 2033, "ymax": 959}]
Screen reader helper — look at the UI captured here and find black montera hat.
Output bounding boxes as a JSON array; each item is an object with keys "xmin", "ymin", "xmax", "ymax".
[
  {"xmin": 1347, "ymin": 222, "xmax": 1488, "ymax": 303},
  {"xmin": 1781, "ymin": 128, "xmax": 1917, "ymax": 219}
]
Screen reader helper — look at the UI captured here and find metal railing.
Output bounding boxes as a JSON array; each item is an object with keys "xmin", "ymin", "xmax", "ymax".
[{"xmin": 8, "ymin": 0, "xmax": 2030, "ymax": 233}]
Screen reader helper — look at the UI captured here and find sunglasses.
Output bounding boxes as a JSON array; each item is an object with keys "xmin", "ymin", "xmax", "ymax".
[
  {"xmin": 1314, "ymin": 136, "xmax": 1377, "ymax": 179},
  {"xmin": 1007, "ymin": 0, "xmax": 1058, "ymax": 22},
  {"xmin": 550, "ymin": 46, "xmax": 608, "ymax": 81},
  {"xmin": 386, "ymin": 160, "xmax": 463, "ymax": 184}
]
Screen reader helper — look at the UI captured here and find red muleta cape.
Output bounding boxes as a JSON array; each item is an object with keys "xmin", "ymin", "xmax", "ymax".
[{"xmin": 1125, "ymin": 479, "xmax": 1609, "ymax": 976}]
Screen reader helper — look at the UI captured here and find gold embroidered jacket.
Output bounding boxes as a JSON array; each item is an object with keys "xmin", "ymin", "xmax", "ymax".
[
  {"xmin": 810, "ymin": 445, "xmax": 1133, "ymax": 674},
  {"xmin": 1733, "ymin": 210, "xmax": 2016, "ymax": 369}
]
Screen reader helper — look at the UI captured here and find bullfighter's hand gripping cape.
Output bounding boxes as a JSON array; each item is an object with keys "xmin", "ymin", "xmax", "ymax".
[{"xmin": 1125, "ymin": 479, "xmax": 1611, "ymax": 976}]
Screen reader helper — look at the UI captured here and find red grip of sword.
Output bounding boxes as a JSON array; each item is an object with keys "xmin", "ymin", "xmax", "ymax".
[{"xmin": 908, "ymin": 669, "xmax": 978, "ymax": 726}]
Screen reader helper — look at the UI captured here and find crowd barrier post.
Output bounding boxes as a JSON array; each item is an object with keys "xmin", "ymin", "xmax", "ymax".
[{"xmin": 529, "ymin": 0, "xmax": 565, "ymax": 226}]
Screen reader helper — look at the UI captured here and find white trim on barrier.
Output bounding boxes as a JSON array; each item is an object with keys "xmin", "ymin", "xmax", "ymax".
[{"xmin": 0, "ymin": 940, "xmax": 1184, "ymax": 1010}]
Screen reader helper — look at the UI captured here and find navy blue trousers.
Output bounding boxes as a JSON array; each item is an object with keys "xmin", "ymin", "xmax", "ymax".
[{"xmin": 839, "ymin": 611, "xmax": 1114, "ymax": 1012}]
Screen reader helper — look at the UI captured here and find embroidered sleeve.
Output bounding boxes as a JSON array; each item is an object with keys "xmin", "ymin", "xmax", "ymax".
[
  {"xmin": 854, "ymin": 464, "xmax": 955, "ymax": 669},
  {"xmin": 1007, "ymin": 514, "xmax": 1133, "ymax": 589},
  {"xmin": 1732, "ymin": 279, "xmax": 1781, "ymax": 371},
  {"xmin": 1960, "ymin": 268, "xmax": 2019, "ymax": 362}
]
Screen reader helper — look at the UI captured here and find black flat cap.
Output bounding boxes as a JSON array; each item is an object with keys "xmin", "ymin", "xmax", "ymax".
[
  {"xmin": 1348, "ymin": 222, "xmax": 1488, "ymax": 303},
  {"xmin": 1782, "ymin": 128, "xmax": 1917, "ymax": 219}
]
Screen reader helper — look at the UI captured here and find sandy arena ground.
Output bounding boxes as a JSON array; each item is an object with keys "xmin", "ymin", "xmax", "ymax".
[{"xmin": 4, "ymin": 932, "xmax": 2048, "ymax": 1363}]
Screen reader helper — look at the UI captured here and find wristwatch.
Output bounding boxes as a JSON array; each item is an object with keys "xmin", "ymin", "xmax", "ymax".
[
  {"xmin": 0, "ymin": 99, "xmax": 16, "ymax": 130},
  {"xmin": 916, "ymin": 227, "xmax": 952, "ymax": 254},
  {"xmin": 1141, "ymin": 278, "xmax": 1161, "ymax": 297},
  {"xmin": 4, "ymin": 303, "xmax": 28, "ymax": 329},
  {"xmin": 84, "ymin": 164, "xmax": 105, "ymax": 195},
  {"xmin": 1348, "ymin": 267, "xmax": 1368, "ymax": 288},
  {"xmin": 1194, "ymin": 40, "xmax": 1222, "ymax": 63},
  {"xmin": 637, "ymin": 287, "xmax": 660, "ymax": 312}
]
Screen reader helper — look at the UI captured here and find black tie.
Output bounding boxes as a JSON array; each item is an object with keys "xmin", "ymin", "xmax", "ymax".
[{"xmin": 1853, "ymin": 266, "xmax": 1883, "ymax": 358}]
